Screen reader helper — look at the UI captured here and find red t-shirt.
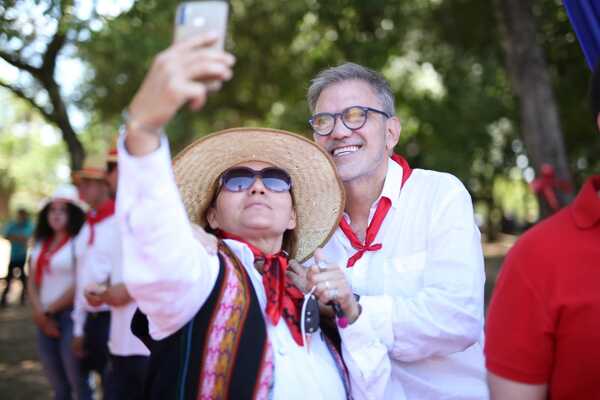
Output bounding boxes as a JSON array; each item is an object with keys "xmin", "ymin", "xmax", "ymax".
[{"xmin": 485, "ymin": 176, "xmax": 600, "ymax": 399}]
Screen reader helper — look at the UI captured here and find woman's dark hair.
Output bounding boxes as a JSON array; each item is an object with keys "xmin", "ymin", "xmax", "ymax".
[{"xmin": 34, "ymin": 202, "xmax": 86, "ymax": 242}]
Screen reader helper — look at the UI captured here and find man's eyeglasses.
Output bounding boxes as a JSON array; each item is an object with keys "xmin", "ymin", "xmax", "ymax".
[
  {"xmin": 219, "ymin": 167, "xmax": 292, "ymax": 193},
  {"xmin": 308, "ymin": 105, "xmax": 391, "ymax": 136}
]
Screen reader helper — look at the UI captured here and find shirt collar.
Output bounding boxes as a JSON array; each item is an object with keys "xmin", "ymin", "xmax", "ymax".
[
  {"xmin": 342, "ymin": 157, "xmax": 406, "ymax": 224},
  {"xmin": 381, "ymin": 157, "xmax": 404, "ymax": 209},
  {"xmin": 571, "ymin": 175, "xmax": 600, "ymax": 229}
]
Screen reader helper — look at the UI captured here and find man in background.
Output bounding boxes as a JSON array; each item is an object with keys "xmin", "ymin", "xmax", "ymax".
[
  {"xmin": 1, "ymin": 208, "xmax": 33, "ymax": 306},
  {"xmin": 72, "ymin": 157, "xmax": 114, "ymax": 399},
  {"xmin": 83, "ymin": 146, "xmax": 149, "ymax": 400}
]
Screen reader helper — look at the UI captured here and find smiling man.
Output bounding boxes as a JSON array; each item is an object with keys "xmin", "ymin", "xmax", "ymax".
[{"xmin": 305, "ymin": 63, "xmax": 488, "ymax": 399}]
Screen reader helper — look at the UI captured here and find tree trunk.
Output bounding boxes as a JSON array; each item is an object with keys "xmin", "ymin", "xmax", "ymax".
[
  {"xmin": 0, "ymin": 0, "xmax": 85, "ymax": 172},
  {"xmin": 43, "ymin": 76, "xmax": 85, "ymax": 170},
  {"xmin": 495, "ymin": 0, "xmax": 574, "ymax": 217}
]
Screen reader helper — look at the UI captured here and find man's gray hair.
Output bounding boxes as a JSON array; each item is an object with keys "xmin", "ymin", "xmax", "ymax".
[{"xmin": 307, "ymin": 62, "xmax": 395, "ymax": 116}]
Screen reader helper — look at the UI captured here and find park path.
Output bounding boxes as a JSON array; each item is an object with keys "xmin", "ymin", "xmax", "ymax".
[{"xmin": 0, "ymin": 302, "xmax": 51, "ymax": 400}]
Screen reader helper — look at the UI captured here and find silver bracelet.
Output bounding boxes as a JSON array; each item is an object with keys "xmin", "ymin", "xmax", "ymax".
[{"xmin": 121, "ymin": 110, "xmax": 163, "ymax": 135}]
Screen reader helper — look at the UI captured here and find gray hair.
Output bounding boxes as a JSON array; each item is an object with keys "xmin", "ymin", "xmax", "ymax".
[{"xmin": 307, "ymin": 62, "xmax": 396, "ymax": 116}]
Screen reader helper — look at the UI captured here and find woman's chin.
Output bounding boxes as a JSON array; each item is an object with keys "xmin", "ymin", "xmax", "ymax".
[{"xmin": 239, "ymin": 220, "xmax": 285, "ymax": 236}]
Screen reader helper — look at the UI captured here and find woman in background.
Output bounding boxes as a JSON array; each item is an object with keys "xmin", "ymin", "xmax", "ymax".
[{"xmin": 27, "ymin": 184, "xmax": 86, "ymax": 400}]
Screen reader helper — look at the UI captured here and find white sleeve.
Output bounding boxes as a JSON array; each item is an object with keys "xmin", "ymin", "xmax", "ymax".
[
  {"xmin": 339, "ymin": 309, "xmax": 393, "ymax": 400},
  {"xmin": 71, "ymin": 231, "xmax": 89, "ymax": 337},
  {"xmin": 341, "ymin": 180, "xmax": 485, "ymax": 363},
  {"xmin": 117, "ymin": 134, "xmax": 220, "ymax": 340}
]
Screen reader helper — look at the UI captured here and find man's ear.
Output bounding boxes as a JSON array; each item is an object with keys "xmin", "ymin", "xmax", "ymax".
[
  {"xmin": 596, "ymin": 113, "xmax": 600, "ymax": 133},
  {"xmin": 206, "ymin": 207, "xmax": 219, "ymax": 230},
  {"xmin": 385, "ymin": 116, "xmax": 401, "ymax": 154}
]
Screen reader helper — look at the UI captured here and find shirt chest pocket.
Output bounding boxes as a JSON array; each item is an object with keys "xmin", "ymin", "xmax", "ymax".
[{"xmin": 383, "ymin": 251, "xmax": 427, "ymax": 296}]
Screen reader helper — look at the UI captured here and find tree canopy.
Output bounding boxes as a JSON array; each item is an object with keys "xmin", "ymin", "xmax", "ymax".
[{"xmin": 1, "ymin": 0, "xmax": 598, "ymax": 231}]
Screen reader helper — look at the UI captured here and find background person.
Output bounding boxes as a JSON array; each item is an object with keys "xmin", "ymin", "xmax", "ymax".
[
  {"xmin": 484, "ymin": 62, "xmax": 600, "ymax": 400},
  {"xmin": 1, "ymin": 208, "xmax": 33, "ymax": 306},
  {"xmin": 82, "ymin": 146, "xmax": 149, "ymax": 400},
  {"xmin": 27, "ymin": 185, "xmax": 87, "ymax": 400},
  {"xmin": 71, "ymin": 157, "xmax": 114, "ymax": 400}
]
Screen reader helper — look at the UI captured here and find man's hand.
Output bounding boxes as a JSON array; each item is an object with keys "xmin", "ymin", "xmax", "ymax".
[
  {"xmin": 72, "ymin": 336, "xmax": 86, "ymax": 359},
  {"xmin": 102, "ymin": 284, "xmax": 132, "ymax": 307},
  {"xmin": 84, "ymin": 284, "xmax": 107, "ymax": 307},
  {"xmin": 307, "ymin": 248, "xmax": 361, "ymax": 324}
]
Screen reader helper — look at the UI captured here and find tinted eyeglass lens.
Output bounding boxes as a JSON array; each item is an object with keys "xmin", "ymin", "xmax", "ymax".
[
  {"xmin": 261, "ymin": 168, "xmax": 292, "ymax": 192},
  {"xmin": 343, "ymin": 106, "xmax": 367, "ymax": 128},
  {"xmin": 222, "ymin": 169, "xmax": 255, "ymax": 192},
  {"xmin": 311, "ymin": 114, "xmax": 334, "ymax": 135},
  {"xmin": 221, "ymin": 167, "xmax": 291, "ymax": 193}
]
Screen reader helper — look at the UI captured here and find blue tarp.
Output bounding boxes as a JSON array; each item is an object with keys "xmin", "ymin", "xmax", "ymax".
[{"xmin": 564, "ymin": 0, "xmax": 600, "ymax": 69}]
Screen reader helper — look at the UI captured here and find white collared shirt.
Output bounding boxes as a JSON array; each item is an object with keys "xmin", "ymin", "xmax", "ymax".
[
  {"xmin": 72, "ymin": 215, "xmax": 148, "ymax": 356},
  {"xmin": 116, "ymin": 135, "xmax": 347, "ymax": 400},
  {"xmin": 312, "ymin": 159, "xmax": 488, "ymax": 400},
  {"xmin": 31, "ymin": 239, "xmax": 77, "ymax": 310},
  {"xmin": 72, "ymin": 222, "xmax": 110, "ymax": 337}
]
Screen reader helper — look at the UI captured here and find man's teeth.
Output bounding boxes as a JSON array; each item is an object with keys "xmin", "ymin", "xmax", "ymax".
[{"xmin": 333, "ymin": 145, "xmax": 360, "ymax": 157}]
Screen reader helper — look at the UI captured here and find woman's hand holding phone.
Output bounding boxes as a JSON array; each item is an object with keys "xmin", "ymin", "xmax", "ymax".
[
  {"xmin": 124, "ymin": 33, "xmax": 235, "ymax": 157},
  {"xmin": 128, "ymin": 33, "xmax": 235, "ymax": 133}
]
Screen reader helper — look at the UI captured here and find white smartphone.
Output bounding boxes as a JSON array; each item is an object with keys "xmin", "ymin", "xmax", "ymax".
[
  {"xmin": 174, "ymin": 1, "xmax": 229, "ymax": 91},
  {"xmin": 174, "ymin": 1, "xmax": 229, "ymax": 49}
]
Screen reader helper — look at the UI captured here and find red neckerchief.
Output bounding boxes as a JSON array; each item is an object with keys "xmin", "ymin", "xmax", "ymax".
[
  {"xmin": 218, "ymin": 230, "xmax": 305, "ymax": 346},
  {"xmin": 34, "ymin": 234, "xmax": 70, "ymax": 286},
  {"xmin": 86, "ymin": 199, "xmax": 115, "ymax": 245},
  {"xmin": 339, "ymin": 154, "xmax": 413, "ymax": 268}
]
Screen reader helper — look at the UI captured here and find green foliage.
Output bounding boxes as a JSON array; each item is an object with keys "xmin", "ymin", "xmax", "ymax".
[
  {"xmin": 0, "ymin": 91, "xmax": 69, "ymax": 214},
  {"xmin": 2, "ymin": 0, "xmax": 597, "ymax": 232}
]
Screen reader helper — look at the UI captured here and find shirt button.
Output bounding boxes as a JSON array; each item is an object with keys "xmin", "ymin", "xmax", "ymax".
[{"xmin": 278, "ymin": 348, "xmax": 286, "ymax": 356}]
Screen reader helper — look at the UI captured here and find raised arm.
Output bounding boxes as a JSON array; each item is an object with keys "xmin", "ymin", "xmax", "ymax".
[{"xmin": 118, "ymin": 32, "xmax": 235, "ymax": 340}]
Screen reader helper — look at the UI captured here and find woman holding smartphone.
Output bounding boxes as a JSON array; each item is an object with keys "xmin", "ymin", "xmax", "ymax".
[
  {"xmin": 116, "ymin": 31, "xmax": 354, "ymax": 399},
  {"xmin": 27, "ymin": 185, "xmax": 87, "ymax": 400}
]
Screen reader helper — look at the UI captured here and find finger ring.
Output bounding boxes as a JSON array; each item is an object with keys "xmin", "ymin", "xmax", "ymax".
[{"xmin": 325, "ymin": 280, "xmax": 330, "ymax": 289}]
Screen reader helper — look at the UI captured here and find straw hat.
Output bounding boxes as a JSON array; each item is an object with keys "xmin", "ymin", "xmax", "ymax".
[
  {"xmin": 173, "ymin": 127, "xmax": 345, "ymax": 262},
  {"xmin": 72, "ymin": 156, "xmax": 107, "ymax": 183},
  {"xmin": 39, "ymin": 184, "xmax": 88, "ymax": 212}
]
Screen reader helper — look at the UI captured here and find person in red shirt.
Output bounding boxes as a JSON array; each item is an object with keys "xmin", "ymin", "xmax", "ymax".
[{"xmin": 484, "ymin": 64, "xmax": 600, "ymax": 399}]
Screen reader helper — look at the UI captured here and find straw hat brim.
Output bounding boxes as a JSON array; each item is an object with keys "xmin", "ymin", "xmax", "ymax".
[
  {"xmin": 172, "ymin": 127, "xmax": 345, "ymax": 262},
  {"xmin": 72, "ymin": 169, "xmax": 107, "ymax": 184}
]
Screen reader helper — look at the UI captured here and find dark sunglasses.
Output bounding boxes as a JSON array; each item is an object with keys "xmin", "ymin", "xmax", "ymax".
[{"xmin": 219, "ymin": 167, "xmax": 292, "ymax": 193}]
